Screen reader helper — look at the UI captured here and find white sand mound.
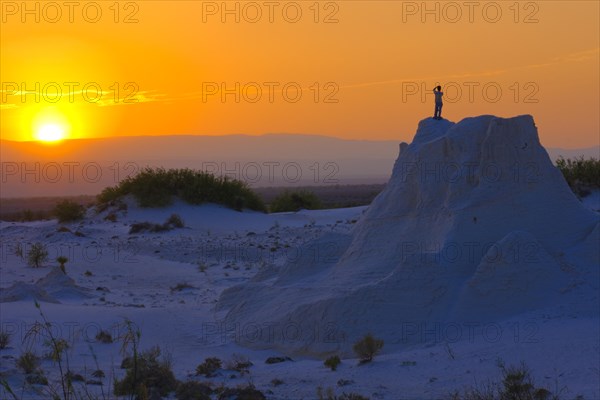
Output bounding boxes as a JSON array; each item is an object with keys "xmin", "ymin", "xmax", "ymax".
[
  {"xmin": 1, "ymin": 268, "xmax": 93, "ymax": 303},
  {"xmin": 217, "ymin": 115, "xmax": 599, "ymax": 356}
]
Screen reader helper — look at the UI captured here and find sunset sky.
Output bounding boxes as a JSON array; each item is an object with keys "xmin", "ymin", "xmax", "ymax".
[{"xmin": 1, "ymin": 1, "xmax": 599, "ymax": 148}]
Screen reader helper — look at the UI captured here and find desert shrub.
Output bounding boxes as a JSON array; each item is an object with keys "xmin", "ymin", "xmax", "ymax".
[
  {"xmin": 324, "ymin": 355, "xmax": 341, "ymax": 371},
  {"xmin": 195, "ymin": 357, "xmax": 222, "ymax": 377},
  {"xmin": 166, "ymin": 213, "xmax": 185, "ymax": 228},
  {"xmin": 92, "ymin": 369, "xmax": 105, "ymax": 378},
  {"xmin": 53, "ymin": 199, "xmax": 85, "ymax": 222},
  {"xmin": 449, "ymin": 361, "xmax": 567, "ymax": 400},
  {"xmin": 556, "ymin": 156, "xmax": 600, "ymax": 196},
  {"xmin": 225, "ymin": 354, "xmax": 253, "ymax": 373},
  {"xmin": 129, "ymin": 214, "xmax": 187, "ymax": 234},
  {"xmin": 217, "ymin": 384, "xmax": 266, "ymax": 400},
  {"xmin": 317, "ymin": 386, "xmax": 370, "ymax": 400},
  {"xmin": 25, "ymin": 373, "xmax": 48, "ymax": 386},
  {"xmin": 0, "ymin": 330, "xmax": 11, "ymax": 349},
  {"xmin": 129, "ymin": 222, "xmax": 156, "ymax": 234},
  {"xmin": 265, "ymin": 356, "xmax": 292, "ymax": 364},
  {"xmin": 16, "ymin": 351, "xmax": 40, "ymax": 374},
  {"xmin": 96, "ymin": 186, "xmax": 122, "ymax": 206},
  {"xmin": 97, "ymin": 167, "xmax": 266, "ymax": 211},
  {"xmin": 95, "ymin": 330, "xmax": 113, "ymax": 344},
  {"xmin": 128, "ymin": 221, "xmax": 169, "ymax": 234},
  {"xmin": 498, "ymin": 362, "xmax": 556, "ymax": 400},
  {"xmin": 65, "ymin": 371, "xmax": 85, "ymax": 382},
  {"xmin": 56, "ymin": 256, "xmax": 68, "ymax": 274},
  {"xmin": 114, "ymin": 346, "xmax": 177, "ymax": 397},
  {"xmin": 15, "ymin": 243, "xmax": 24, "ymax": 259},
  {"xmin": 337, "ymin": 394, "xmax": 370, "ymax": 400},
  {"xmin": 104, "ymin": 212, "xmax": 118, "ymax": 222},
  {"xmin": 176, "ymin": 380, "xmax": 213, "ymax": 400},
  {"xmin": 352, "ymin": 334, "xmax": 383, "ymax": 364},
  {"xmin": 1, "ymin": 209, "xmax": 50, "ymax": 222},
  {"xmin": 44, "ymin": 338, "xmax": 69, "ymax": 362},
  {"xmin": 270, "ymin": 189, "xmax": 322, "ymax": 212},
  {"xmin": 271, "ymin": 378, "xmax": 284, "ymax": 386},
  {"xmin": 27, "ymin": 243, "xmax": 48, "ymax": 268},
  {"xmin": 170, "ymin": 282, "xmax": 195, "ymax": 292}
]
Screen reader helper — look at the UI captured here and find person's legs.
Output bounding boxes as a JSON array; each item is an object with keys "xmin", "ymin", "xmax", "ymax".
[
  {"xmin": 434, "ymin": 104, "xmax": 439, "ymax": 119},
  {"xmin": 438, "ymin": 103, "xmax": 443, "ymax": 119},
  {"xmin": 434, "ymin": 103, "xmax": 441, "ymax": 119}
]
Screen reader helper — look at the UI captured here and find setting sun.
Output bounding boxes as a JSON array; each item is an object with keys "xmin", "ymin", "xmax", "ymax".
[
  {"xmin": 36, "ymin": 123, "xmax": 65, "ymax": 142},
  {"xmin": 29, "ymin": 107, "xmax": 72, "ymax": 143}
]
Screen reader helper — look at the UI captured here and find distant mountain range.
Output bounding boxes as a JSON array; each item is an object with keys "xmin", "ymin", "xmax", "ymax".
[{"xmin": 1, "ymin": 134, "xmax": 597, "ymax": 198}]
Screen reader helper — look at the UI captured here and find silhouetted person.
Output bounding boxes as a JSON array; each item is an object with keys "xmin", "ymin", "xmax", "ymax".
[{"xmin": 433, "ymin": 85, "xmax": 443, "ymax": 120}]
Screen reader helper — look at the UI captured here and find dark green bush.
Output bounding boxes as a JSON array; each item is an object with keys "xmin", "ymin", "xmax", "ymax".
[
  {"xmin": 217, "ymin": 384, "xmax": 266, "ymax": 400},
  {"xmin": 27, "ymin": 243, "xmax": 48, "ymax": 268},
  {"xmin": 449, "ymin": 361, "xmax": 569, "ymax": 400},
  {"xmin": 352, "ymin": 334, "xmax": 383, "ymax": 364},
  {"xmin": 25, "ymin": 373, "xmax": 48, "ymax": 385},
  {"xmin": 170, "ymin": 282, "xmax": 195, "ymax": 292},
  {"xmin": 114, "ymin": 346, "xmax": 177, "ymax": 397},
  {"xmin": 324, "ymin": 355, "xmax": 341, "ymax": 371},
  {"xmin": 317, "ymin": 387, "xmax": 370, "ymax": 400},
  {"xmin": 265, "ymin": 356, "xmax": 292, "ymax": 364},
  {"xmin": 53, "ymin": 199, "xmax": 86, "ymax": 222},
  {"xmin": 0, "ymin": 330, "xmax": 11, "ymax": 349},
  {"xmin": 195, "ymin": 357, "xmax": 222, "ymax": 377},
  {"xmin": 97, "ymin": 168, "xmax": 266, "ymax": 211},
  {"xmin": 166, "ymin": 213, "xmax": 185, "ymax": 228},
  {"xmin": 129, "ymin": 222, "xmax": 168, "ymax": 234},
  {"xmin": 225, "ymin": 354, "xmax": 253, "ymax": 373},
  {"xmin": 16, "ymin": 351, "xmax": 40, "ymax": 374},
  {"xmin": 129, "ymin": 214, "xmax": 187, "ymax": 234},
  {"xmin": 95, "ymin": 330, "xmax": 113, "ymax": 344},
  {"xmin": 175, "ymin": 380, "xmax": 213, "ymax": 400},
  {"xmin": 556, "ymin": 156, "xmax": 600, "ymax": 196},
  {"xmin": 270, "ymin": 190, "xmax": 322, "ymax": 212},
  {"xmin": 4, "ymin": 209, "xmax": 50, "ymax": 222},
  {"xmin": 56, "ymin": 256, "xmax": 68, "ymax": 274}
]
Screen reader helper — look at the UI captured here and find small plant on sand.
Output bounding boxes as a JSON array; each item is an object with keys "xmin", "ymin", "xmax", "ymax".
[
  {"xmin": 195, "ymin": 357, "xmax": 222, "ymax": 377},
  {"xmin": 324, "ymin": 355, "xmax": 341, "ymax": 371},
  {"xmin": 225, "ymin": 354, "xmax": 253, "ymax": 375},
  {"xmin": 166, "ymin": 213, "xmax": 185, "ymax": 228},
  {"xmin": 23, "ymin": 301, "xmax": 74, "ymax": 399},
  {"xmin": 16, "ymin": 351, "xmax": 40, "ymax": 374},
  {"xmin": 170, "ymin": 282, "xmax": 195, "ymax": 293},
  {"xmin": 317, "ymin": 386, "xmax": 370, "ymax": 400},
  {"xmin": 352, "ymin": 334, "xmax": 384, "ymax": 364},
  {"xmin": 0, "ymin": 330, "xmax": 11, "ymax": 349},
  {"xmin": 27, "ymin": 243, "xmax": 48, "ymax": 268},
  {"xmin": 448, "ymin": 360, "xmax": 576, "ymax": 400},
  {"xmin": 95, "ymin": 330, "xmax": 113, "ymax": 344},
  {"xmin": 218, "ymin": 384, "xmax": 266, "ymax": 400},
  {"xmin": 175, "ymin": 380, "xmax": 213, "ymax": 400},
  {"xmin": 15, "ymin": 243, "xmax": 24, "ymax": 259},
  {"xmin": 56, "ymin": 256, "xmax": 68, "ymax": 274}
]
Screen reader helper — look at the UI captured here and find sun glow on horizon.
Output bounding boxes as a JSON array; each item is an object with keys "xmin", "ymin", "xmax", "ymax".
[
  {"xmin": 30, "ymin": 108, "xmax": 72, "ymax": 143},
  {"xmin": 35, "ymin": 123, "xmax": 66, "ymax": 143}
]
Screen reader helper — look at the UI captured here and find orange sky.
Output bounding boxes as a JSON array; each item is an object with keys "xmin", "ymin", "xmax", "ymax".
[{"xmin": 1, "ymin": 1, "xmax": 599, "ymax": 148}]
